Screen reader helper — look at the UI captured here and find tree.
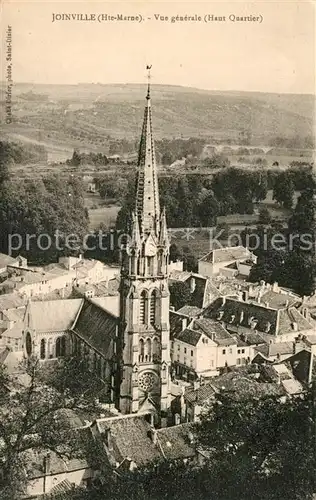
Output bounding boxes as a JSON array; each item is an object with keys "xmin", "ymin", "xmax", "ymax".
[
  {"xmin": 273, "ymin": 172, "xmax": 295, "ymax": 209},
  {"xmin": 161, "ymin": 152, "xmax": 175, "ymax": 165},
  {"xmin": 169, "ymin": 281, "xmax": 191, "ymax": 310},
  {"xmin": 70, "ymin": 149, "xmax": 81, "ymax": 167},
  {"xmin": 203, "ymin": 153, "xmax": 230, "ymax": 169},
  {"xmin": 258, "ymin": 207, "xmax": 272, "ymax": 225},
  {"xmin": 0, "ymin": 174, "xmax": 89, "ymax": 263},
  {"xmin": 196, "ymin": 388, "xmax": 316, "ymax": 500},
  {"xmin": 0, "ymin": 356, "xmax": 106, "ymax": 499}
]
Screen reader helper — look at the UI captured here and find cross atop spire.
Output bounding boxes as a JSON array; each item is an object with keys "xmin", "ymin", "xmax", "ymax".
[
  {"xmin": 146, "ymin": 64, "xmax": 152, "ymax": 100},
  {"xmin": 135, "ymin": 66, "xmax": 160, "ymax": 235}
]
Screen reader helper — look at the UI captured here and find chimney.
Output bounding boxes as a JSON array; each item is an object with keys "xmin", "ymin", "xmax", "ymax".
[
  {"xmin": 272, "ymin": 282, "xmax": 279, "ymax": 293},
  {"xmin": 182, "ymin": 317, "xmax": 188, "ymax": 330},
  {"xmin": 180, "ymin": 386, "xmax": 186, "ymax": 421},
  {"xmin": 285, "ymin": 299, "xmax": 289, "ymax": 308},
  {"xmin": 242, "ymin": 291, "xmax": 249, "ymax": 302},
  {"xmin": 175, "ymin": 413, "xmax": 181, "ymax": 425},
  {"xmin": 150, "ymin": 428, "xmax": 158, "ymax": 445},
  {"xmin": 190, "ymin": 277, "xmax": 196, "ymax": 293},
  {"xmin": 292, "ymin": 322, "xmax": 298, "ymax": 332},
  {"xmin": 104, "ymin": 428, "xmax": 113, "ymax": 451},
  {"xmin": 193, "ymin": 380, "xmax": 200, "ymax": 391},
  {"xmin": 170, "ymin": 306, "xmax": 175, "ymax": 312},
  {"xmin": 43, "ymin": 453, "xmax": 51, "ymax": 475},
  {"xmin": 264, "ymin": 301, "xmax": 269, "ymax": 308}
]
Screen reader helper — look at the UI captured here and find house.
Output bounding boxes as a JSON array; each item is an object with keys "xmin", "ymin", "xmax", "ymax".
[
  {"xmin": 179, "ymin": 366, "xmax": 287, "ymax": 423},
  {"xmin": 204, "ymin": 296, "xmax": 315, "ymax": 342},
  {"xmin": 90, "ymin": 413, "xmax": 196, "ymax": 471},
  {"xmin": 169, "ymin": 270, "xmax": 221, "ymax": 309},
  {"xmin": 198, "ymin": 246, "xmax": 256, "ymax": 277},
  {"xmin": 0, "ymin": 257, "xmax": 120, "ymax": 299},
  {"xmin": 172, "ymin": 317, "xmax": 243, "ymax": 379},
  {"xmin": 0, "ymin": 253, "xmax": 27, "ymax": 275},
  {"xmin": 25, "ymin": 449, "xmax": 93, "ymax": 498},
  {"xmin": 253, "ymin": 342, "xmax": 294, "ymax": 363}
]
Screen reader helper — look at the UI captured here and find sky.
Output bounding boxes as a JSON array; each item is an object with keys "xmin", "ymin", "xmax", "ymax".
[{"xmin": 1, "ymin": 0, "xmax": 315, "ymax": 94}]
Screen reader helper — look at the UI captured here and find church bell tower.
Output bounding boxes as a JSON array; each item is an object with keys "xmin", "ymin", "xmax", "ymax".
[{"xmin": 118, "ymin": 67, "xmax": 171, "ymax": 418}]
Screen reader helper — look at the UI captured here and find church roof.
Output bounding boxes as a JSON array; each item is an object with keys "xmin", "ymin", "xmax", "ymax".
[
  {"xmin": 72, "ymin": 300, "xmax": 117, "ymax": 358},
  {"xmin": 28, "ymin": 299, "xmax": 83, "ymax": 332}
]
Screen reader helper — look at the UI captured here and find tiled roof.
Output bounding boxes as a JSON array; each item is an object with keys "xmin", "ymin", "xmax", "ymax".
[
  {"xmin": 96, "ymin": 415, "xmax": 196, "ymax": 465},
  {"xmin": 156, "ymin": 424, "xmax": 196, "ymax": 460},
  {"xmin": 27, "ymin": 449, "xmax": 89, "ymax": 479},
  {"xmin": 192, "ymin": 318, "xmax": 235, "ymax": 346},
  {"xmin": 278, "ymin": 307, "xmax": 314, "ymax": 335},
  {"xmin": 174, "ymin": 328, "xmax": 202, "ymax": 347},
  {"xmin": 204, "ymin": 297, "xmax": 279, "ymax": 335},
  {"xmin": 177, "ymin": 305, "xmax": 202, "ymax": 318},
  {"xmin": 0, "ymin": 294, "xmax": 26, "ymax": 311},
  {"xmin": 50, "ymin": 479, "xmax": 73, "ymax": 495},
  {"xmin": 260, "ymin": 290, "xmax": 301, "ymax": 309},
  {"xmin": 184, "ymin": 383, "xmax": 216, "ymax": 404},
  {"xmin": 255, "ymin": 342, "xmax": 293, "ymax": 359},
  {"xmin": 169, "ymin": 270, "xmax": 191, "ymax": 282},
  {"xmin": 170, "ymin": 311, "xmax": 187, "ymax": 339},
  {"xmin": 199, "ymin": 246, "xmax": 251, "ymax": 264},
  {"xmin": 0, "ymin": 253, "xmax": 17, "ymax": 269},
  {"xmin": 284, "ymin": 349, "xmax": 314, "ymax": 384},
  {"xmin": 3, "ymin": 307, "xmax": 25, "ymax": 322},
  {"xmin": 96, "ymin": 415, "xmax": 160, "ymax": 466},
  {"xmin": 2, "ymin": 322, "xmax": 24, "ymax": 339},
  {"xmin": 204, "ymin": 297, "xmax": 313, "ymax": 336},
  {"xmin": 28, "ymin": 299, "xmax": 83, "ymax": 332},
  {"xmin": 72, "ymin": 300, "xmax": 117, "ymax": 358},
  {"xmin": 211, "ymin": 371, "xmax": 285, "ymax": 400}
]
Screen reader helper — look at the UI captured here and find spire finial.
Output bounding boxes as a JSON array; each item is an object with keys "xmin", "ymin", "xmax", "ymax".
[{"xmin": 146, "ymin": 65, "xmax": 152, "ymax": 100}]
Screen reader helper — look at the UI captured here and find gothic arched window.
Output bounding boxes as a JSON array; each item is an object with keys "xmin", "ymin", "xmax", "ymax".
[
  {"xmin": 150, "ymin": 289, "xmax": 157, "ymax": 325},
  {"xmin": 25, "ymin": 332, "xmax": 32, "ymax": 357},
  {"xmin": 140, "ymin": 290, "xmax": 147, "ymax": 324},
  {"xmin": 40, "ymin": 338, "xmax": 46, "ymax": 360},
  {"xmin": 147, "ymin": 256, "xmax": 154, "ymax": 275},
  {"xmin": 145, "ymin": 338, "xmax": 152, "ymax": 362},
  {"xmin": 152, "ymin": 337, "xmax": 160, "ymax": 362},
  {"xmin": 157, "ymin": 250, "xmax": 164, "ymax": 275},
  {"xmin": 56, "ymin": 336, "xmax": 66, "ymax": 357},
  {"xmin": 139, "ymin": 338, "xmax": 145, "ymax": 362}
]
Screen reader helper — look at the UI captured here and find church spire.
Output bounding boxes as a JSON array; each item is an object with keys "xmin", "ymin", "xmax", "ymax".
[{"xmin": 135, "ymin": 65, "xmax": 160, "ymax": 235}]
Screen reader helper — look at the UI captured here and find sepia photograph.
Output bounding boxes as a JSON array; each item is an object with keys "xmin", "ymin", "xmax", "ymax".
[{"xmin": 0, "ymin": 0, "xmax": 315, "ymax": 498}]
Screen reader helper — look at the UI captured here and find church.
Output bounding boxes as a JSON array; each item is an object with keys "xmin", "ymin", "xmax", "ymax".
[
  {"xmin": 17, "ymin": 73, "xmax": 171, "ymax": 423},
  {"xmin": 117, "ymin": 74, "xmax": 171, "ymax": 419}
]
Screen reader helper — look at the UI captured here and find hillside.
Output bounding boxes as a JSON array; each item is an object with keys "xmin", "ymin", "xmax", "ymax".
[{"xmin": 0, "ymin": 82, "xmax": 314, "ymax": 161}]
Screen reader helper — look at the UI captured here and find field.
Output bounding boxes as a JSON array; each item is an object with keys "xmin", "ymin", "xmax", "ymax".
[
  {"xmin": 88, "ymin": 206, "xmax": 120, "ymax": 231},
  {"xmin": 1, "ymin": 83, "xmax": 314, "ymax": 160}
]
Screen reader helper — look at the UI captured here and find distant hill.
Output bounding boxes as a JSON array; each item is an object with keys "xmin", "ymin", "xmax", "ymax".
[{"xmin": 0, "ymin": 82, "xmax": 314, "ymax": 158}]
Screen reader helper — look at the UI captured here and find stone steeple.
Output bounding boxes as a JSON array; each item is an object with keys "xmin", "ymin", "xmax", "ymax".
[
  {"xmin": 135, "ymin": 66, "xmax": 160, "ymax": 235},
  {"xmin": 118, "ymin": 67, "xmax": 171, "ymax": 420}
]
